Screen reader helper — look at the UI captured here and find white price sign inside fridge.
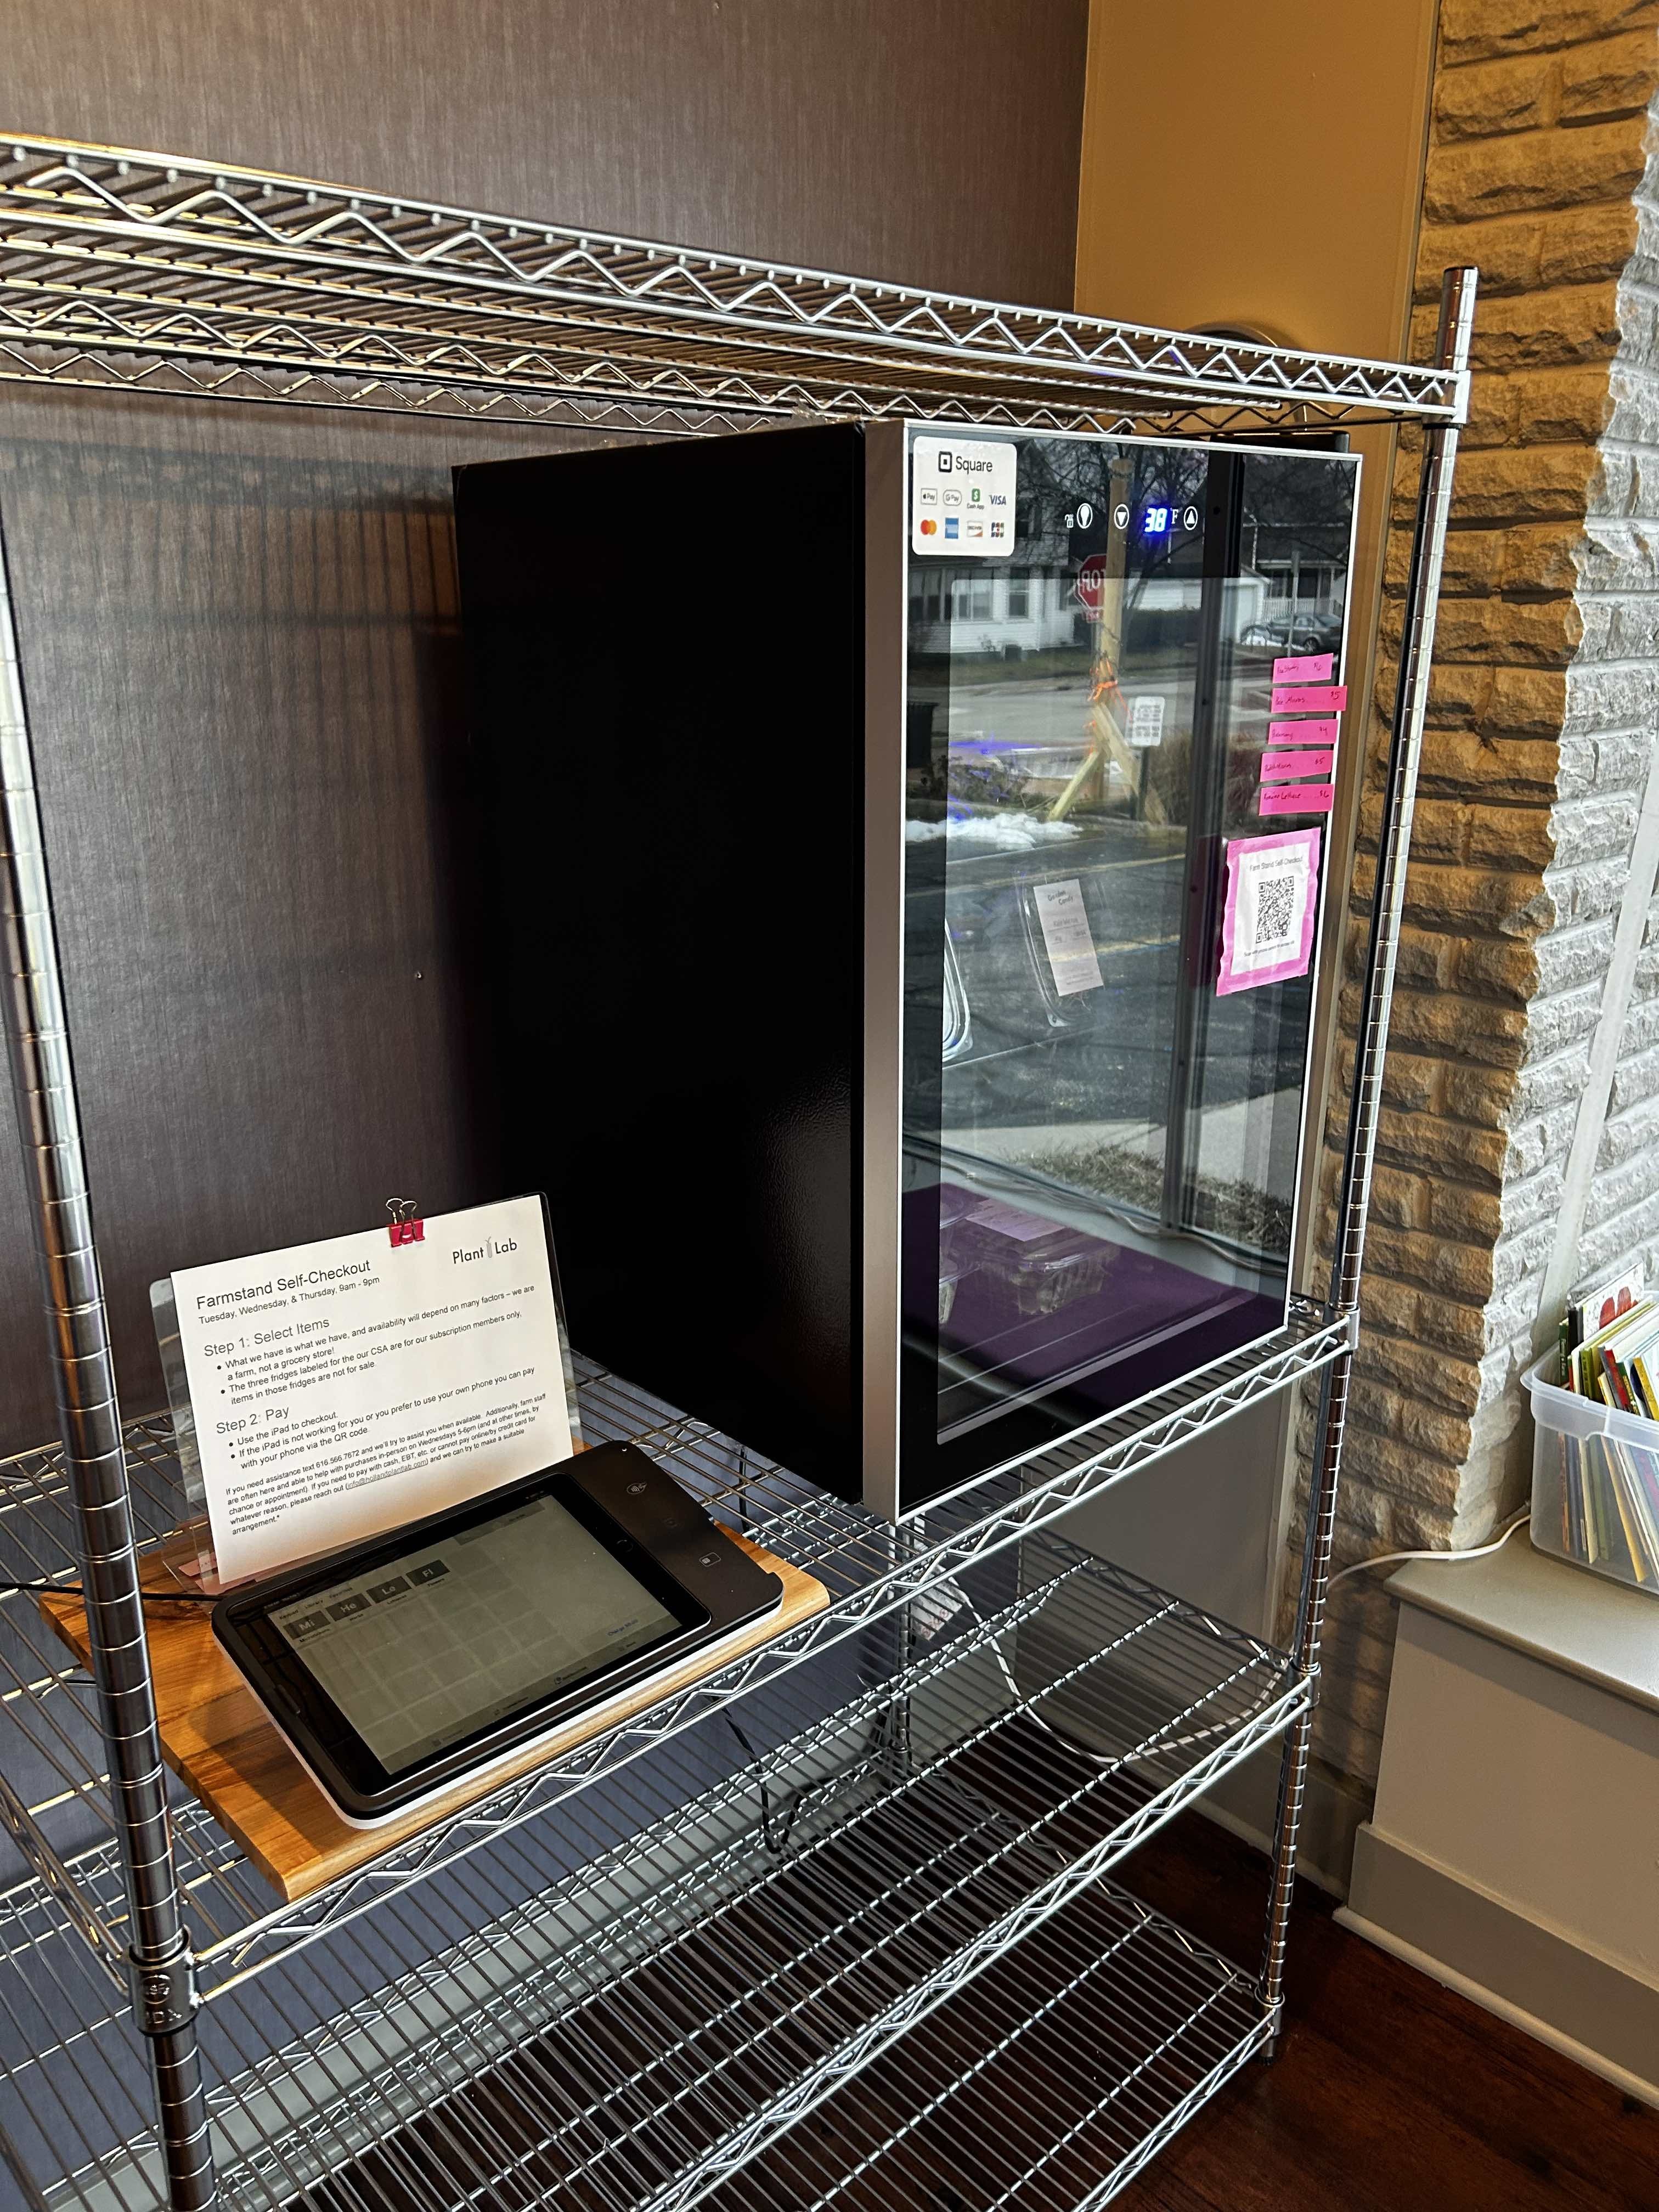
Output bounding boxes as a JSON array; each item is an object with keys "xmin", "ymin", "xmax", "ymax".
[{"xmin": 1033, "ymin": 878, "xmax": 1104, "ymax": 998}]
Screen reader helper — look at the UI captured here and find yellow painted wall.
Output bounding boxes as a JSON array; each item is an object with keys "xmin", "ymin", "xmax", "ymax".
[
  {"xmin": 1074, "ymin": 1, "xmax": 1443, "ymax": 1288},
  {"xmin": 1074, "ymin": 1, "xmax": 1440, "ymax": 358},
  {"xmin": 1066, "ymin": 2, "xmax": 1441, "ymax": 1663}
]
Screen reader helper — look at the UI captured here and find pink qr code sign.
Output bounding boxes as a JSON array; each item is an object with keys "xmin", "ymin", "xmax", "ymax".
[{"xmin": 1217, "ymin": 827, "xmax": 1322, "ymax": 996}]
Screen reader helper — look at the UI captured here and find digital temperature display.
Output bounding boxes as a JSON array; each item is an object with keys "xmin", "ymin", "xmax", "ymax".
[{"xmin": 1142, "ymin": 505, "xmax": 1172, "ymax": 534}]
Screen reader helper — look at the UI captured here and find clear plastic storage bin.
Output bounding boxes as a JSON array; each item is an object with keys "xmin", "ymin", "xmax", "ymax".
[{"xmin": 1524, "ymin": 1350, "xmax": 1659, "ymax": 1597}]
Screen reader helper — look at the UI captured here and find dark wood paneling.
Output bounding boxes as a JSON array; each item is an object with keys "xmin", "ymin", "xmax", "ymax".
[
  {"xmin": 0, "ymin": 403, "xmax": 574, "ymax": 1445},
  {"xmin": 0, "ymin": 4, "xmax": 1087, "ymax": 1447},
  {"xmin": 0, "ymin": 0, "xmax": 1085, "ymax": 308}
]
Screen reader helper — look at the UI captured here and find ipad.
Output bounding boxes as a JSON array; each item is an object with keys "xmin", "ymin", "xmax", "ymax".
[{"xmin": 212, "ymin": 1440, "xmax": 784, "ymax": 1825}]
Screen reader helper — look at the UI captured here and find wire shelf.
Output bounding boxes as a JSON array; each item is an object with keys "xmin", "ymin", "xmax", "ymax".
[
  {"xmin": 693, "ymin": 1880, "xmax": 1268, "ymax": 2212},
  {"xmin": 703, "ymin": 1876, "xmax": 1274, "ymax": 2212},
  {"xmin": 0, "ymin": 1316, "xmax": 1338, "ymax": 1999},
  {"xmin": 0, "ymin": 1516, "xmax": 1293, "ymax": 2212},
  {"xmin": 0, "ymin": 135, "xmax": 1466, "ymax": 438}
]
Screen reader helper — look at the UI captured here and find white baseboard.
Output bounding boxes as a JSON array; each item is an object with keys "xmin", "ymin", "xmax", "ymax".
[
  {"xmin": 1337, "ymin": 1906, "xmax": 1659, "ymax": 2112},
  {"xmin": 1343, "ymin": 1822, "xmax": 1659, "ymax": 2107}
]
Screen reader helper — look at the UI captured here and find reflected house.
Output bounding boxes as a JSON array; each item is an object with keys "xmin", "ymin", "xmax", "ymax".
[
  {"xmin": 908, "ymin": 524, "xmax": 1278, "ymax": 802},
  {"xmin": 907, "ymin": 564, "xmax": 1080, "ymax": 658},
  {"xmin": 907, "ymin": 533, "xmax": 1302, "ymax": 670},
  {"xmin": 1249, "ymin": 516, "xmax": 1347, "ymax": 635}
]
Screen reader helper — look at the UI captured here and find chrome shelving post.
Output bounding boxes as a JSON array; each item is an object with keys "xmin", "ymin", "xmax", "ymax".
[
  {"xmin": 0, "ymin": 518, "xmax": 217, "ymax": 2209},
  {"xmin": 1259, "ymin": 264, "xmax": 1479, "ymax": 2033}
]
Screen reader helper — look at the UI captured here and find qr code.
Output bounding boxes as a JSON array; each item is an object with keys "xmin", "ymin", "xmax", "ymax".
[{"xmin": 1255, "ymin": 870, "xmax": 1297, "ymax": 951}]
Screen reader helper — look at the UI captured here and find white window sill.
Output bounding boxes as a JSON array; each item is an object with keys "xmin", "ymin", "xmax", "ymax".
[{"xmin": 1389, "ymin": 1537, "xmax": 1659, "ymax": 1716}]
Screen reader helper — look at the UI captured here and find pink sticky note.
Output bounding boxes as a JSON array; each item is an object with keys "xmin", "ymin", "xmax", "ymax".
[
  {"xmin": 1271, "ymin": 684, "xmax": 1347, "ymax": 715},
  {"xmin": 1268, "ymin": 717, "xmax": 1340, "ymax": 748},
  {"xmin": 1262, "ymin": 748, "xmax": 1334, "ymax": 781},
  {"xmin": 1259, "ymin": 782, "xmax": 1334, "ymax": 816},
  {"xmin": 1218, "ymin": 827, "xmax": 1321, "ymax": 996},
  {"xmin": 1272, "ymin": 652, "xmax": 1335, "ymax": 685}
]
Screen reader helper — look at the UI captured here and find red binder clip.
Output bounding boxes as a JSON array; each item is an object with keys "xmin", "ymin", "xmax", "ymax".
[{"xmin": 386, "ymin": 1195, "xmax": 424, "ymax": 1247}]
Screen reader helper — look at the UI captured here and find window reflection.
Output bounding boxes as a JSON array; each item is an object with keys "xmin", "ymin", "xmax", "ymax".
[{"xmin": 902, "ymin": 436, "xmax": 1356, "ymax": 1448}]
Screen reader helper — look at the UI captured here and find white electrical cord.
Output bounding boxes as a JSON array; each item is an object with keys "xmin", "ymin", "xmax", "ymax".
[
  {"xmin": 955, "ymin": 1585, "xmax": 1239, "ymax": 1763},
  {"xmin": 948, "ymin": 1510, "xmax": 1533, "ymax": 1767},
  {"xmin": 1327, "ymin": 1506, "xmax": 1532, "ymax": 1590}
]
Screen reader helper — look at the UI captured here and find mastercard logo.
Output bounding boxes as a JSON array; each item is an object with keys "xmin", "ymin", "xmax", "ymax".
[{"xmin": 919, "ymin": 517, "xmax": 938, "ymax": 535}]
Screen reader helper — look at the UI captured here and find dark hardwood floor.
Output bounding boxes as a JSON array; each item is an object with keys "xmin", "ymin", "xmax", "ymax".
[{"xmin": 1115, "ymin": 1813, "xmax": 1659, "ymax": 2212}]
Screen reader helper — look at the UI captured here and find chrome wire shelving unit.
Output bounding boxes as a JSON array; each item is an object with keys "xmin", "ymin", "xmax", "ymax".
[
  {"xmin": 1, "ymin": 1338, "xmax": 1340, "ymax": 2007},
  {"xmin": 1, "ymin": 1442, "xmax": 1304, "ymax": 2212},
  {"xmin": 0, "ymin": 137, "xmax": 1465, "ymax": 438},
  {"xmin": 0, "ymin": 130, "xmax": 1475, "ymax": 2212}
]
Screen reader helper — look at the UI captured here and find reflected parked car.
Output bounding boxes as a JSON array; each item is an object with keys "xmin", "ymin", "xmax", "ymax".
[{"xmin": 1239, "ymin": 613, "xmax": 1342, "ymax": 656}]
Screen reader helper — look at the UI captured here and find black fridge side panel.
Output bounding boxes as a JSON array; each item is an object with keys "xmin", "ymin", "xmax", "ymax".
[{"xmin": 454, "ymin": 425, "xmax": 867, "ymax": 1499}]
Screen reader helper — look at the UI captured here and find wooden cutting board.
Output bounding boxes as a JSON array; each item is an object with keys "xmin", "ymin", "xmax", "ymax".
[{"xmin": 40, "ymin": 1528, "xmax": 827, "ymax": 1903}]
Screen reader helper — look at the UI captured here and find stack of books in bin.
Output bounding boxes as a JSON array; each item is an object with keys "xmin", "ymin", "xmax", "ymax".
[{"xmin": 1534, "ymin": 1271, "xmax": 1659, "ymax": 1590}]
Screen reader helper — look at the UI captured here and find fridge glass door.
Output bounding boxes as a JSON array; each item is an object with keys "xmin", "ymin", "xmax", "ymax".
[{"xmin": 900, "ymin": 428, "xmax": 1358, "ymax": 1498}]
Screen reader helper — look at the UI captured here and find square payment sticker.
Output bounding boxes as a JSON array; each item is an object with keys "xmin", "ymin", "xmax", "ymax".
[{"xmin": 912, "ymin": 436, "xmax": 1017, "ymax": 558}]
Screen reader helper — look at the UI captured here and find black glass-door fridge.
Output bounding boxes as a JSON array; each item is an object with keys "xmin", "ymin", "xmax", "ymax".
[{"xmin": 455, "ymin": 421, "xmax": 1358, "ymax": 1519}]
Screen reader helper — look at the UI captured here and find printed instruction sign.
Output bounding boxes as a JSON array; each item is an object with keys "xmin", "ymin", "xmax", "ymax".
[
  {"xmin": 1127, "ymin": 695, "xmax": 1166, "ymax": 748},
  {"xmin": 912, "ymin": 434, "xmax": 1018, "ymax": 557},
  {"xmin": 1032, "ymin": 877, "xmax": 1105, "ymax": 997},
  {"xmin": 160, "ymin": 1195, "xmax": 575, "ymax": 1586},
  {"xmin": 1217, "ymin": 828, "xmax": 1322, "ymax": 996}
]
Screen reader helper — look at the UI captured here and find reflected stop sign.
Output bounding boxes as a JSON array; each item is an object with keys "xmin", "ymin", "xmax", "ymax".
[{"xmin": 1074, "ymin": 555, "xmax": 1110, "ymax": 620}]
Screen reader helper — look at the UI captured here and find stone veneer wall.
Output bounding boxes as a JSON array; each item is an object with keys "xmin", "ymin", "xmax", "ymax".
[{"xmin": 1290, "ymin": 3, "xmax": 1659, "ymax": 1798}]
